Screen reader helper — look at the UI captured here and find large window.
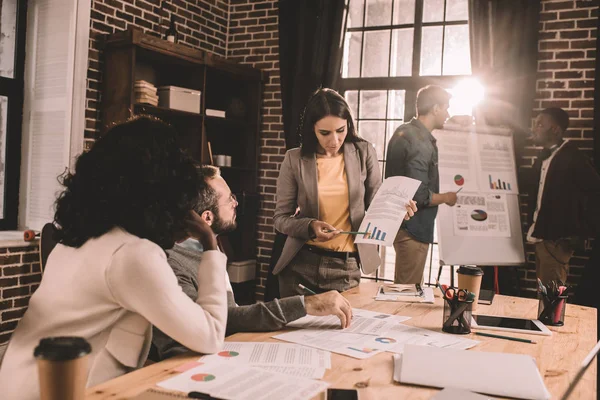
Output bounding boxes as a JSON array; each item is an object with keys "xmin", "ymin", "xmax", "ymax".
[
  {"xmin": 341, "ymin": 0, "xmax": 472, "ymax": 281},
  {"xmin": 0, "ymin": 0, "xmax": 27, "ymax": 229}
]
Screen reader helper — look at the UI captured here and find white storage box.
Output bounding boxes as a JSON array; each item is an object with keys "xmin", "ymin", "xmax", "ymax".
[
  {"xmin": 157, "ymin": 85, "xmax": 201, "ymax": 113},
  {"xmin": 227, "ymin": 260, "xmax": 256, "ymax": 283}
]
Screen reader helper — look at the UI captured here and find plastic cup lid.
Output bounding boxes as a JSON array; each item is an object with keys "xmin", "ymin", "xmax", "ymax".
[
  {"xmin": 34, "ymin": 337, "xmax": 91, "ymax": 361},
  {"xmin": 457, "ymin": 265, "xmax": 483, "ymax": 276}
]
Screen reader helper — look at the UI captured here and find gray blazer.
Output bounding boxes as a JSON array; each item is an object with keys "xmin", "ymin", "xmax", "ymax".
[{"xmin": 273, "ymin": 141, "xmax": 382, "ymax": 275}]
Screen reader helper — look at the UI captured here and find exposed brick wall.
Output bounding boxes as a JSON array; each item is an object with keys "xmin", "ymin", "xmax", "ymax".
[
  {"xmin": 228, "ymin": 0, "xmax": 280, "ymax": 300},
  {"xmin": 85, "ymin": 0, "xmax": 230, "ymax": 148},
  {"xmin": 518, "ymin": 0, "xmax": 598, "ymax": 296},
  {"xmin": 0, "ymin": 245, "xmax": 41, "ymax": 344}
]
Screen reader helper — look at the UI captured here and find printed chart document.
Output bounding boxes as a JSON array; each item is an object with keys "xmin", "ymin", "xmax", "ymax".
[
  {"xmin": 453, "ymin": 193, "xmax": 511, "ymax": 237},
  {"xmin": 355, "ymin": 176, "xmax": 421, "ymax": 247},
  {"xmin": 358, "ymin": 323, "xmax": 479, "ymax": 354},
  {"xmin": 435, "ymin": 129, "xmax": 480, "ymax": 193},
  {"xmin": 394, "ymin": 345, "xmax": 550, "ymax": 400},
  {"xmin": 198, "ymin": 342, "xmax": 330, "ymax": 379},
  {"xmin": 286, "ymin": 308, "xmax": 410, "ymax": 335},
  {"xmin": 476, "ymin": 134, "xmax": 518, "ymax": 194},
  {"xmin": 158, "ymin": 363, "xmax": 329, "ymax": 400},
  {"xmin": 274, "ymin": 329, "xmax": 386, "ymax": 359}
]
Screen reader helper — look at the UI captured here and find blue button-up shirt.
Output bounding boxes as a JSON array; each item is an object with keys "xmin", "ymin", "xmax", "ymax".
[{"xmin": 385, "ymin": 118, "xmax": 439, "ymax": 243}]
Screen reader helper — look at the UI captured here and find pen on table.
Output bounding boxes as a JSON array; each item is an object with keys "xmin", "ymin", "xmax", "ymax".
[
  {"xmin": 475, "ymin": 332, "xmax": 537, "ymax": 344},
  {"xmin": 456, "ymin": 187, "xmax": 463, "ymax": 194},
  {"xmin": 298, "ymin": 283, "xmax": 317, "ymax": 295}
]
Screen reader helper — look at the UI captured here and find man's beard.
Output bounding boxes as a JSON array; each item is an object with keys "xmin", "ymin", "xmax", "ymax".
[{"xmin": 212, "ymin": 211, "xmax": 237, "ymax": 235}]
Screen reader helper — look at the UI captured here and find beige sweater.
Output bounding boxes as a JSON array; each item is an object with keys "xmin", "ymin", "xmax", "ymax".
[{"xmin": 0, "ymin": 228, "xmax": 227, "ymax": 400}]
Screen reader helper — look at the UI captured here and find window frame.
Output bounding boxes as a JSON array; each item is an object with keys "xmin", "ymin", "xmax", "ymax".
[{"xmin": 0, "ymin": 0, "xmax": 28, "ymax": 229}]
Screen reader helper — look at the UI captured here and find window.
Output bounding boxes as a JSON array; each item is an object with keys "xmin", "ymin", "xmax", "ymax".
[
  {"xmin": 340, "ymin": 0, "xmax": 471, "ymax": 281},
  {"xmin": 19, "ymin": 0, "xmax": 90, "ymax": 231},
  {"xmin": 0, "ymin": 0, "xmax": 27, "ymax": 229}
]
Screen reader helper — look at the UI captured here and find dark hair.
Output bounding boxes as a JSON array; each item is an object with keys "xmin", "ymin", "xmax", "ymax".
[
  {"xmin": 416, "ymin": 85, "xmax": 452, "ymax": 116},
  {"xmin": 195, "ymin": 165, "xmax": 221, "ymax": 216},
  {"xmin": 540, "ymin": 107, "xmax": 569, "ymax": 132},
  {"xmin": 54, "ymin": 116, "xmax": 200, "ymax": 249},
  {"xmin": 299, "ymin": 88, "xmax": 364, "ymax": 156}
]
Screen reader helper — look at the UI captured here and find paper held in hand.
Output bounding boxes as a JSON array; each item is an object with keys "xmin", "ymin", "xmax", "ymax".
[{"xmin": 354, "ymin": 176, "xmax": 421, "ymax": 247}]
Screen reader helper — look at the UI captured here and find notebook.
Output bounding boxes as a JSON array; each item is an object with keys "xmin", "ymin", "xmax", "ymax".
[{"xmin": 394, "ymin": 345, "xmax": 550, "ymax": 400}]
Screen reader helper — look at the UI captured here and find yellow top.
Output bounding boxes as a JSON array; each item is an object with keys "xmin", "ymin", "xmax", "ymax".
[{"xmin": 307, "ymin": 153, "xmax": 355, "ymax": 252}]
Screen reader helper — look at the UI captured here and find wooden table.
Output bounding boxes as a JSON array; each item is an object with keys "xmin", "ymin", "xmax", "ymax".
[{"xmin": 86, "ymin": 282, "xmax": 597, "ymax": 399}]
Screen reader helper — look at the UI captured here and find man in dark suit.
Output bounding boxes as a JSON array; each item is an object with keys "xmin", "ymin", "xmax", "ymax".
[{"xmin": 527, "ymin": 107, "xmax": 600, "ymax": 284}]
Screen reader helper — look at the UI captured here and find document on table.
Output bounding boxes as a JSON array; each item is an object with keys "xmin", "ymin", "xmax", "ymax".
[
  {"xmin": 393, "ymin": 345, "xmax": 550, "ymax": 400},
  {"xmin": 158, "ymin": 363, "xmax": 329, "ymax": 400},
  {"xmin": 198, "ymin": 342, "xmax": 330, "ymax": 379},
  {"xmin": 375, "ymin": 286, "xmax": 435, "ymax": 303},
  {"xmin": 286, "ymin": 308, "xmax": 411, "ymax": 334},
  {"xmin": 359, "ymin": 323, "xmax": 479, "ymax": 354},
  {"xmin": 274, "ymin": 329, "xmax": 385, "ymax": 359}
]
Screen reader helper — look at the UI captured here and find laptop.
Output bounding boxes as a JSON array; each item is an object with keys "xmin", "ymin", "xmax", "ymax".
[{"xmin": 560, "ymin": 339, "xmax": 600, "ymax": 400}]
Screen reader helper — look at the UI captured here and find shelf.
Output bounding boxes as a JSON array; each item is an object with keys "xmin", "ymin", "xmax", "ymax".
[{"xmin": 134, "ymin": 104, "xmax": 202, "ymax": 119}]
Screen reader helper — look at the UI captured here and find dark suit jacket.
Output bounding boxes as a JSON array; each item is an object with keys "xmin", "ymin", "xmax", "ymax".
[
  {"xmin": 273, "ymin": 141, "xmax": 382, "ymax": 275},
  {"xmin": 531, "ymin": 141, "xmax": 600, "ymax": 240}
]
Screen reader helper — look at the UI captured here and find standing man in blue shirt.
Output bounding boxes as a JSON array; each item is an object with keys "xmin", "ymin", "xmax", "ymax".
[{"xmin": 385, "ymin": 85, "xmax": 458, "ymax": 284}]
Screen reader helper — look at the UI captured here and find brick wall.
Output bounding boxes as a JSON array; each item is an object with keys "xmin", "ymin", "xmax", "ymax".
[
  {"xmin": 0, "ymin": 245, "xmax": 41, "ymax": 344},
  {"xmin": 518, "ymin": 0, "xmax": 598, "ymax": 296},
  {"xmin": 228, "ymin": 0, "xmax": 280, "ymax": 299},
  {"xmin": 85, "ymin": 0, "xmax": 229, "ymax": 147}
]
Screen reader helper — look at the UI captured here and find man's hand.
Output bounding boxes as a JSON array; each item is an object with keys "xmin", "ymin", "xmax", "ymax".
[
  {"xmin": 304, "ymin": 290, "xmax": 353, "ymax": 329},
  {"xmin": 309, "ymin": 220, "xmax": 339, "ymax": 242},
  {"xmin": 404, "ymin": 199, "xmax": 418, "ymax": 220},
  {"xmin": 185, "ymin": 210, "xmax": 218, "ymax": 251},
  {"xmin": 444, "ymin": 192, "xmax": 457, "ymax": 206}
]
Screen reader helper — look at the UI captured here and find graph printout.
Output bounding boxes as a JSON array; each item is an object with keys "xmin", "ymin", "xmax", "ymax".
[
  {"xmin": 355, "ymin": 176, "xmax": 421, "ymax": 247},
  {"xmin": 452, "ymin": 194, "xmax": 511, "ymax": 237}
]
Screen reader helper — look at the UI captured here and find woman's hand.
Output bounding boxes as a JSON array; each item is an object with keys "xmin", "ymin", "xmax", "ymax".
[
  {"xmin": 185, "ymin": 210, "xmax": 218, "ymax": 251},
  {"xmin": 404, "ymin": 200, "xmax": 418, "ymax": 221},
  {"xmin": 309, "ymin": 220, "xmax": 339, "ymax": 242}
]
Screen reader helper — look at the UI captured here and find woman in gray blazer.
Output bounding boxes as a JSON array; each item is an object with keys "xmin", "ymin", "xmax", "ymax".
[{"xmin": 273, "ymin": 89, "xmax": 415, "ymax": 297}]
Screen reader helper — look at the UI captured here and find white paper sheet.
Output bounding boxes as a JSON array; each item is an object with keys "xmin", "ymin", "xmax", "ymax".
[
  {"xmin": 375, "ymin": 286, "xmax": 435, "ymax": 303},
  {"xmin": 394, "ymin": 345, "xmax": 550, "ymax": 400},
  {"xmin": 274, "ymin": 329, "xmax": 385, "ymax": 359},
  {"xmin": 158, "ymin": 363, "xmax": 329, "ymax": 400},
  {"xmin": 476, "ymin": 134, "xmax": 519, "ymax": 194},
  {"xmin": 358, "ymin": 323, "xmax": 479, "ymax": 354},
  {"xmin": 453, "ymin": 193, "xmax": 511, "ymax": 237},
  {"xmin": 354, "ymin": 176, "xmax": 421, "ymax": 246},
  {"xmin": 200, "ymin": 342, "xmax": 331, "ymax": 368},
  {"xmin": 286, "ymin": 309, "xmax": 403, "ymax": 336},
  {"xmin": 431, "ymin": 388, "xmax": 494, "ymax": 400},
  {"xmin": 435, "ymin": 129, "xmax": 480, "ymax": 193}
]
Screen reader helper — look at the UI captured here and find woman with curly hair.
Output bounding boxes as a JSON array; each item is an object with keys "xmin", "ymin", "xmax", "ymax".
[{"xmin": 0, "ymin": 117, "xmax": 227, "ymax": 400}]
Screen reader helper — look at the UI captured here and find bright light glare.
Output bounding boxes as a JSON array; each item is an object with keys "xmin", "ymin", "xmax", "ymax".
[{"xmin": 448, "ymin": 78, "xmax": 484, "ymax": 116}]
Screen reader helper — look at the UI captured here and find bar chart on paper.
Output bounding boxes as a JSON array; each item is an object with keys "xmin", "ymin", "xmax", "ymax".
[
  {"xmin": 488, "ymin": 174, "xmax": 512, "ymax": 191},
  {"xmin": 363, "ymin": 223, "xmax": 388, "ymax": 241}
]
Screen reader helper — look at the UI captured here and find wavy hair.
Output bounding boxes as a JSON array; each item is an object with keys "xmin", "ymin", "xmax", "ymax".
[
  {"xmin": 53, "ymin": 116, "xmax": 200, "ymax": 249},
  {"xmin": 299, "ymin": 88, "xmax": 364, "ymax": 156}
]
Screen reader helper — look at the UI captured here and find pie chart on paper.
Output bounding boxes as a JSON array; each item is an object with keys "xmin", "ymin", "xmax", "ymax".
[
  {"xmin": 454, "ymin": 174, "xmax": 465, "ymax": 186},
  {"xmin": 218, "ymin": 350, "xmax": 239, "ymax": 357},
  {"xmin": 191, "ymin": 373, "xmax": 216, "ymax": 382},
  {"xmin": 470, "ymin": 210, "xmax": 488, "ymax": 222}
]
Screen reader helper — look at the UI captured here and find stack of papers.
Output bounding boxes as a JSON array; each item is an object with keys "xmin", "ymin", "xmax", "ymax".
[
  {"xmin": 393, "ymin": 345, "xmax": 550, "ymax": 400},
  {"xmin": 375, "ymin": 285, "xmax": 435, "ymax": 303},
  {"xmin": 158, "ymin": 363, "xmax": 328, "ymax": 400},
  {"xmin": 198, "ymin": 342, "xmax": 330, "ymax": 379},
  {"xmin": 275, "ymin": 308, "xmax": 477, "ymax": 359}
]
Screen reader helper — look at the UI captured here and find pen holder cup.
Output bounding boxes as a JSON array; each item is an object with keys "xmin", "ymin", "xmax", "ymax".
[
  {"xmin": 537, "ymin": 294, "xmax": 567, "ymax": 326},
  {"xmin": 442, "ymin": 300, "xmax": 473, "ymax": 334}
]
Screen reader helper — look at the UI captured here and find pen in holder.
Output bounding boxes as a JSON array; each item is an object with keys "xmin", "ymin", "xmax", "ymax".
[
  {"xmin": 537, "ymin": 279, "xmax": 568, "ymax": 326},
  {"xmin": 442, "ymin": 298, "xmax": 473, "ymax": 334}
]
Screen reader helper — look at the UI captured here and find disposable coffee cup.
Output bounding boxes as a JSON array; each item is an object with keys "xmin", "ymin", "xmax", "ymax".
[
  {"xmin": 457, "ymin": 266, "xmax": 483, "ymax": 312},
  {"xmin": 35, "ymin": 336, "xmax": 91, "ymax": 400}
]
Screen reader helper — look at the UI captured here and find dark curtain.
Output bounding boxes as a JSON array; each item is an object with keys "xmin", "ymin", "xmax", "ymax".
[
  {"xmin": 278, "ymin": 0, "xmax": 348, "ymax": 149},
  {"xmin": 468, "ymin": 0, "xmax": 541, "ymax": 297},
  {"xmin": 265, "ymin": 0, "xmax": 348, "ymax": 300}
]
